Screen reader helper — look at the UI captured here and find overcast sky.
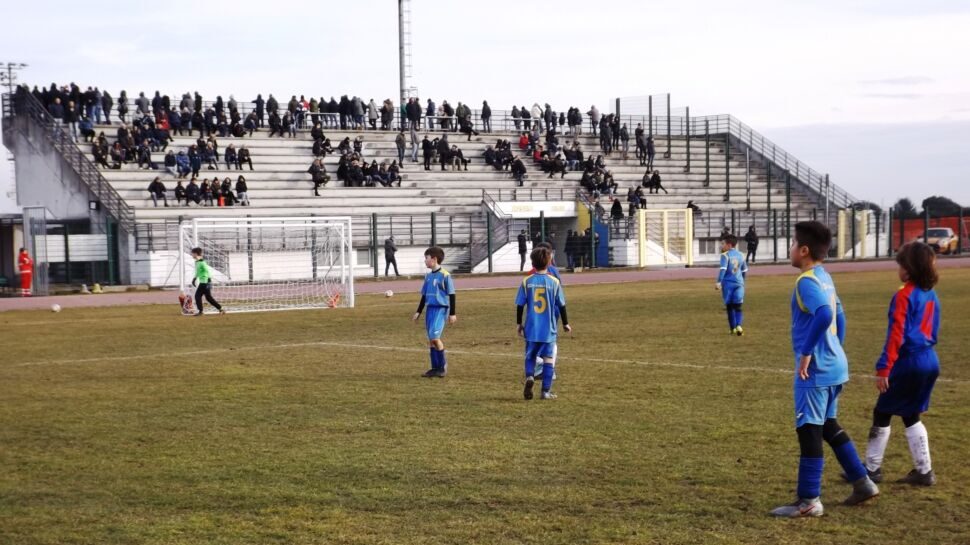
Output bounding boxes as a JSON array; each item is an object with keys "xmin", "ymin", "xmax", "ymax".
[{"xmin": 2, "ymin": 0, "xmax": 968, "ymax": 213}]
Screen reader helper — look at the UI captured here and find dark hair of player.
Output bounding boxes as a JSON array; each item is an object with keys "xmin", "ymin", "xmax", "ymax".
[
  {"xmin": 793, "ymin": 221, "xmax": 832, "ymax": 261},
  {"xmin": 896, "ymin": 241, "xmax": 939, "ymax": 290},
  {"xmin": 531, "ymin": 247, "xmax": 552, "ymax": 270},
  {"xmin": 424, "ymin": 246, "xmax": 445, "ymax": 264},
  {"xmin": 720, "ymin": 234, "xmax": 738, "ymax": 246},
  {"xmin": 191, "ymin": 247, "xmax": 203, "ymax": 256}
]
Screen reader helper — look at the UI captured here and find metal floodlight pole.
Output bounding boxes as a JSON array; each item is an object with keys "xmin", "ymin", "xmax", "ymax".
[
  {"xmin": 0, "ymin": 62, "xmax": 29, "ymax": 94},
  {"xmin": 398, "ymin": 1, "xmax": 407, "ymax": 117}
]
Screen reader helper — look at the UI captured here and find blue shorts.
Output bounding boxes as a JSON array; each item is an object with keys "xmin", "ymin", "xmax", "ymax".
[
  {"xmin": 875, "ymin": 349, "xmax": 939, "ymax": 416},
  {"xmin": 425, "ymin": 306, "xmax": 448, "ymax": 340},
  {"xmin": 525, "ymin": 341, "xmax": 555, "ymax": 363},
  {"xmin": 721, "ymin": 283, "xmax": 744, "ymax": 305},
  {"xmin": 794, "ymin": 385, "xmax": 842, "ymax": 427}
]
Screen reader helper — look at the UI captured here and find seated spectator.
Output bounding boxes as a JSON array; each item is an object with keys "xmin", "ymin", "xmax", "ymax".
[
  {"xmin": 109, "ymin": 142, "xmax": 126, "ymax": 168},
  {"xmin": 148, "ymin": 176, "xmax": 168, "ymax": 207},
  {"xmin": 175, "ymin": 150, "xmax": 191, "ymax": 178},
  {"xmin": 387, "ymin": 161, "xmax": 401, "ymax": 187},
  {"xmin": 283, "ymin": 112, "xmax": 296, "ymax": 138},
  {"xmin": 220, "ymin": 178, "xmax": 236, "ymax": 206},
  {"xmin": 459, "ymin": 116, "xmax": 479, "ymax": 141},
  {"xmin": 627, "ymin": 187, "xmax": 639, "ymax": 216},
  {"xmin": 79, "ymin": 117, "xmax": 95, "ymax": 142},
  {"xmin": 92, "ymin": 142, "xmax": 111, "ymax": 169},
  {"xmin": 687, "ymin": 200, "xmax": 702, "ymax": 216},
  {"xmin": 450, "ymin": 145, "xmax": 469, "ymax": 171},
  {"xmin": 308, "ymin": 159, "xmax": 330, "ymax": 196},
  {"xmin": 268, "ymin": 111, "xmax": 283, "ymax": 137},
  {"xmin": 244, "ymin": 112, "xmax": 258, "ymax": 136},
  {"xmin": 310, "ymin": 122, "xmax": 324, "ymax": 141},
  {"xmin": 313, "ymin": 137, "xmax": 333, "ymax": 157},
  {"xmin": 353, "ymin": 136, "xmax": 364, "ymax": 155},
  {"xmin": 518, "ymin": 132, "xmax": 530, "ymax": 152},
  {"xmin": 137, "ymin": 139, "xmax": 155, "ymax": 170},
  {"xmin": 237, "ymin": 146, "xmax": 253, "ymax": 170},
  {"xmin": 547, "ymin": 154, "xmax": 567, "ymax": 179},
  {"xmin": 200, "ymin": 179, "xmax": 214, "ymax": 206},
  {"xmin": 203, "ymin": 143, "xmax": 219, "ymax": 171},
  {"xmin": 338, "ymin": 137, "xmax": 352, "ymax": 155},
  {"xmin": 224, "ymin": 144, "xmax": 237, "ymax": 170},
  {"xmin": 230, "ymin": 122, "xmax": 245, "ymax": 138},
  {"xmin": 484, "ymin": 145, "xmax": 496, "ymax": 167},
  {"xmin": 646, "ymin": 170, "xmax": 668, "ymax": 194},
  {"xmin": 174, "ymin": 180, "xmax": 186, "ymax": 205},
  {"xmin": 185, "ymin": 178, "xmax": 201, "ymax": 206},
  {"xmin": 235, "ymin": 176, "xmax": 250, "ymax": 206}
]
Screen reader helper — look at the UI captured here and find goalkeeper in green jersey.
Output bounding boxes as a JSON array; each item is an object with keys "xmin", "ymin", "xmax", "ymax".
[{"xmin": 191, "ymin": 247, "xmax": 226, "ymax": 316}]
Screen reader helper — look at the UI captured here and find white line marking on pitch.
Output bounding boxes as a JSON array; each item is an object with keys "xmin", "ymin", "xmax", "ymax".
[{"xmin": 7, "ymin": 339, "xmax": 965, "ymax": 385}]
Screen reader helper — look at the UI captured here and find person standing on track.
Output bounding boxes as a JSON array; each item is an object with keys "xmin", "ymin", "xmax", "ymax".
[{"xmin": 18, "ymin": 247, "xmax": 33, "ymax": 297}]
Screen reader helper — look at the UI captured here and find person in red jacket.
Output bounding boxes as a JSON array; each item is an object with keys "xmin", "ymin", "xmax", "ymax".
[{"xmin": 18, "ymin": 247, "xmax": 32, "ymax": 297}]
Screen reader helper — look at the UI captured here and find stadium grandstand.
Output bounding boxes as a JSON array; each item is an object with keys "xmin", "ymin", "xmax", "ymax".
[{"xmin": 2, "ymin": 84, "xmax": 877, "ymax": 292}]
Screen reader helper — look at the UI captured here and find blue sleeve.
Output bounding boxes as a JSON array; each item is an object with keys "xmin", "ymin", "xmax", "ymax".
[
  {"xmin": 515, "ymin": 283, "xmax": 528, "ymax": 306},
  {"xmin": 445, "ymin": 274, "xmax": 455, "ymax": 295},
  {"xmin": 799, "ymin": 304, "xmax": 834, "ymax": 356},
  {"xmin": 555, "ymin": 283, "xmax": 566, "ymax": 308},
  {"xmin": 740, "ymin": 255, "xmax": 749, "ymax": 278},
  {"xmin": 717, "ymin": 254, "xmax": 727, "ymax": 283}
]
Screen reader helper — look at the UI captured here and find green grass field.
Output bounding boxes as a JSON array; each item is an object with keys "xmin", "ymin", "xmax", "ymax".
[{"xmin": 2, "ymin": 268, "xmax": 969, "ymax": 545}]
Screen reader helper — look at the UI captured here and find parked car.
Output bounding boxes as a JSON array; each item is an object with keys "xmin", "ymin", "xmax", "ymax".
[{"xmin": 916, "ymin": 227, "xmax": 958, "ymax": 254}]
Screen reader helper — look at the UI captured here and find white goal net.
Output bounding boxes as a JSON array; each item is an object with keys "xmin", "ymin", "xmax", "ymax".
[{"xmin": 178, "ymin": 217, "xmax": 354, "ymax": 315}]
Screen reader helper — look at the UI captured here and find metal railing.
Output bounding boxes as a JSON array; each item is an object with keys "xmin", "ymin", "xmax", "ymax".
[
  {"xmin": 482, "ymin": 187, "xmax": 573, "ymax": 202},
  {"xmin": 3, "ymin": 90, "xmax": 135, "ymax": 232}
]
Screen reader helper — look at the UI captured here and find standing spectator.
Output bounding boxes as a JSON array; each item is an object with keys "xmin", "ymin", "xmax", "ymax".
[
  {"xmin": 744, "ymin": 226, "xmax": 759, "ymax": 264},
  {"xmin": 426, "ymin": 98, "xmax": 436, "ymax": 130},
  {"xmin": 235, "ymin": 176, "xmax": 250, "ymax": 206},
  {"xmin": 63, "ymin": 101, "xmax": 79, "ymax": 141},
  {"xmin": 422, "ymin": 134, "xmax": 433, "ymax": 170},
  {"xmin": 437, "ymin": 134, "xmax": 450, "ymax": 171},
  {"xmin": 635, "ymin": 123, "xmax": 646, "ymax": 164},
  {"xmin": 117, "ymin": 91, "xmax": 129, "ymax": 123},
  {"xmin": 253, "ymin": 94, "xmax": 265, "ymax": 127},
  {"xmin": 512, "ymin": 105, "xmax": 521, "ymax": 131},
  {"xmin": 620, "ymin": 124, "xmax": 630, "ymax": 160},
  {"xmin": 368, "ymin": 98, "xmax": 379, "ymax": 130},
  {"xmin": 148, "ymin": 176, "xmax": 168, "ymax": 207},
  {"xmin": 17, "ymin": 247, "xmax": 33, "ymax": 297},
  {"xmin": 308, "ymin": 159, "xmax": 330, "ymax": 196},
  {"xmin": 611, "ymin": 198, "xmax": 624, "ymax": 234},
  {"xmin": 531, "ymin": 103, "xmax": 543, "ymax": 132},
  {"xmin": 481, "ymin": 100, "xmax": 492, "ymax": 133},
  {"xmin": 511, "ymin": 156, "xmax": 527, "ymax": 187},
  {"xmin": 48, "ymin": 97, "xmax": 64, "ymax": 127},
  {"xmin": 587, "ymin": 105, "xmax": 600, "ymax": 136},
  {"xmin": 101, "ymin": 90, "xmax": 113, "ymax": 125},
  {"xmin": 517, "ymin": 229, "xmax": 528, "ymax": 271},
  {"xmin": 384, "ymin": 235, "xmax": 400, "ymax": 277},
  {"xmin": 409, "ymin": 125, "xmax": 420, "ymax": 163},
  {"xmin": 395, "ymin": 130, "xmax": 406, "ymax": 164}
]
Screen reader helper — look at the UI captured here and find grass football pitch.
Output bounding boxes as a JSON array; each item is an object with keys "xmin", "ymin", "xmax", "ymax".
[{"xmin": 1, "ymin": 268, "xmax": 969, "ymax": 545}]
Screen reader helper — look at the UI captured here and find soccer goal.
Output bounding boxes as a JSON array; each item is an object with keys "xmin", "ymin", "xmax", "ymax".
[
  {"xmin": 636, "ymin": 208, "xmax": 695, "ymax": 267},
  {"xmin": 178, "ymin": 217, "xmax": 355, "ymax": 315}
]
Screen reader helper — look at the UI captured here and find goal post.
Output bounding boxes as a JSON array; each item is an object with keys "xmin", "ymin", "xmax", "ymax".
[
  {"xmin": 178, "ymin": 216, "xmax": 355, "ymax": 315},
  {"xmin": 636, "ymin": 208, "xmax": 694, "ymax": 267}
]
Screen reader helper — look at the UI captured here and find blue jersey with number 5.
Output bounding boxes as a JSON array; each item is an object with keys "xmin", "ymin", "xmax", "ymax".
[{"xmin": 516, "ymin": 272, "xmax": 566, "ymax": 343}]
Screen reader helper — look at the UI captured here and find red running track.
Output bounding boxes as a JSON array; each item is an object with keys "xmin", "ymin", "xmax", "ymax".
[{"xmin": 2, "ymin": 258, "xmax": 968, "ymax": 313}]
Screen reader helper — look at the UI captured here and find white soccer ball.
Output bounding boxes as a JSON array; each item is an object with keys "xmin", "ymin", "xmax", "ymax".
[
  {"xmin": 385, "ymin": 290, "xmax": 394, "ymax": 298},
  {"xmin": 51, "ymin": 304, "xmax": 62, "ymax": 313}
]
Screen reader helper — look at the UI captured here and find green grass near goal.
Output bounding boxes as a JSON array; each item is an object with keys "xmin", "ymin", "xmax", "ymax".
[{"xmin": 1, "ymin": 268, "xmax": 969, "ymax": 545}]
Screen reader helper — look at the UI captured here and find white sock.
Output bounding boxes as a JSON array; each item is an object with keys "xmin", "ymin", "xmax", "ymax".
[
  {"xmin": 865, "ymin": 426, "xmax": 891, "ymax": 472},
  {"xmin": 905, "ymin": 422, "xmax": 932, "ymax": 474}
]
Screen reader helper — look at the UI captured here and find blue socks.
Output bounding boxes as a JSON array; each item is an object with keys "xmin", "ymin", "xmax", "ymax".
[
  {"xmin": 734, "ymin": 309, "xmax": 743, "ymax": 327},
  {"xmin": 439, "ymin": 349, "xmax": 447, "ymax": 371},
  {"xmin": 541, "ymin": 365, "xmax": 555, "ymax": 392},
  {"xmin": 429, "ymin": 348, "xmax": 438, "ymax": 370},
  {"xmin": 834, "ymin": 440, "xmax": 867, "ymax": 482},
  {"xmin": 726, "ymin": 309, "xmax": 737, "ymax": 330},
  {"xmin": 797, "ymin": 456, "xmax": 824, "ymax": 499}
]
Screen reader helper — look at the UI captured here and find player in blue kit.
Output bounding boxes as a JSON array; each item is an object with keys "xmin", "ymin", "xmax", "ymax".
[
  {"xmin": 412, "ymin": 247, "xmax": 456, "ymax": 378},
  {"xmin": 862, "ymin": 242, "xmax": 941, "ymax": 486},
  {"xmin": 516, "ymin": 246, "xmax": 571, "ymax": 400},
  {"xmin": 715, "ymin": 234, "xmax": 748, "ymax": 336},
  {"xmin": 527, "ymin": 242, "xmax": 561, "ymax": 383},
  {"xmin": 770, "ymin": 221, "xmax": 879, "ymax": 518}
]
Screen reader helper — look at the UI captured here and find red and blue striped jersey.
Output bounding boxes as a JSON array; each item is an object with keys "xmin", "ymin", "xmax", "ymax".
[{"xmin": 875, "ymin": 282, "xmax": 940, "ymax": 377}]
